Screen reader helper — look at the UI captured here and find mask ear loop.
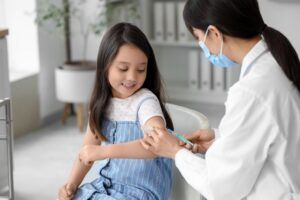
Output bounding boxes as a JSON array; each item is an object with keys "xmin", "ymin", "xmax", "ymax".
[
  {"xmin": 220, "ymin": 35, "xmax": 224, "ymax": 56},
  {"xmin": 202, "ymin": 26, "xmax": 211, "ymax": 43},
  {"xmin": 204, "ymin": 25, "xmax": 225, "ymax": 57}
]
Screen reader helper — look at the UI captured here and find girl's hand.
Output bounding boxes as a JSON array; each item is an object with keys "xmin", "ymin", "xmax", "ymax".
[
  {"xmin": 141, "ymin": 127, "xmax": 183, "ymax": 159},
  {"xmin": 58, "ymin": 183, "xmax": 77, "ymax": 200},
  {"xmin": 78, "ymin": 145, "xmax": 101, "ymax": 166}
]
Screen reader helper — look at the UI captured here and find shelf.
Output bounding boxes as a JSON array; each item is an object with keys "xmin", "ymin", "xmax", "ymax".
[
  {"xmin": 166, "ymin": 86, "xmax": 227, "ymax": 105},
  {"xmin": 0, "ymin": 29, "xmax": 9, "ymax": 38},
  {"xmin": 150, "ymin": 40, "xmax": 198, "ymax": 48}
]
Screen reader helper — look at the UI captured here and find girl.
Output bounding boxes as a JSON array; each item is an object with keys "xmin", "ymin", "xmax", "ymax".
[
  {"xmin": 59, "ymin": 22, "xmax": 174, "ymax": 200},
  {"xmin": 142, "ymin": 0, "xmax": 300, "ymax": 199}
]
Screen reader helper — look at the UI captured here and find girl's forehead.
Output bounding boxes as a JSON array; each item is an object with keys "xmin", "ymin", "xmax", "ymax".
[{"xmin": 114, "ymin": 44, "xmax": 148, "ymax": 61}]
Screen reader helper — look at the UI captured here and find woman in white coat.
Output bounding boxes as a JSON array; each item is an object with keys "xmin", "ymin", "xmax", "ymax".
[{"xmin": 141, "ymin": 0, "xmax": 300, "ymax": 199}]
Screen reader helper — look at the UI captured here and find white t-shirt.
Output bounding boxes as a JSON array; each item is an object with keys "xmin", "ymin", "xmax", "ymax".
[{"xmin": 105, "ymin": 88, "xmax": 165, "ymax": 126}]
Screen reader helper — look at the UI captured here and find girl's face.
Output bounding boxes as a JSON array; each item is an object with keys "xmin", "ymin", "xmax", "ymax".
[{"xmin": 108, "ymin": 44, "xmax": 148, "ymax": 99}]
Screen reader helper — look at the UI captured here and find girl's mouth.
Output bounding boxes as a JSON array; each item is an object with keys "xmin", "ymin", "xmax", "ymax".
[{"xmin": 122, "ymin": 82, "xmax": 136, "ymax": 89}]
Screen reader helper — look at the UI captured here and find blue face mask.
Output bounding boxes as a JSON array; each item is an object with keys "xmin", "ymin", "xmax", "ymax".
[{"xmin": 199, "ymin": 26, "xmax": 237, "ymax": 68}]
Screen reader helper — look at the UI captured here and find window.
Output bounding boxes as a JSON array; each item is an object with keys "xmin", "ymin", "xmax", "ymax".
[{"xmin": 1, "ymin": 0, "xmax": 40, "ymax": 82}]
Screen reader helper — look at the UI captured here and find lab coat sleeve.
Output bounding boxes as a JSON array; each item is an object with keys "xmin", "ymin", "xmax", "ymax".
[
  {"xmin": 175, "ymin": 149, "xmax": 213, "ymax": 198},
  {"xmin": 175, "ymin": 85, "xmax": 279, "ymax": 200}
]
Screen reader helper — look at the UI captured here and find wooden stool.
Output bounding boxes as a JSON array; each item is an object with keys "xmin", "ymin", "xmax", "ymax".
[
  {"xmin": 61, "ymin": 103, "xmax": 85, "ymax": 132},
  {"xmin": 55, "ymin": 65, "xmax": 96, "ymax": 133}
]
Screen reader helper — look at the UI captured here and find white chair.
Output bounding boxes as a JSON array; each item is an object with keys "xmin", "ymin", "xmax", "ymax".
[
  {"xmin": 55, "ymin": 66, "xmax": 96, "ymax": 132},
  {"xmin": 166, "ymin": 103, "xmax": 209, "ymax": 200}
]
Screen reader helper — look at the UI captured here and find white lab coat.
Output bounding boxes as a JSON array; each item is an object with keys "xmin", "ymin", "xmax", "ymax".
[{"xmin": 175, "ymin": 40, "xmax": 300, "ymax": 200}]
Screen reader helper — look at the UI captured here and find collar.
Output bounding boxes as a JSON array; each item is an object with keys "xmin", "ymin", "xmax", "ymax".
[{"xmin": 239, "ymin": 39, "xmax": 268, "ymax": 80}]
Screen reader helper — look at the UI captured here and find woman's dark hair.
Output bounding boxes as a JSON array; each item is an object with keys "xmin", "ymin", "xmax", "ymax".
[
  {"xmin": 89, "ymin": 22, "xmax": 173, "ymax": 140},
  {"xmin": 183, "ymin": 0, "xmax": 300, "ymax": 92}
]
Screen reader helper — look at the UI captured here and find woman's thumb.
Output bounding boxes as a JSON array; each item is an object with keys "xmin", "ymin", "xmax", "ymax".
[{"xmin": 184, "ymin": 131, "xmax": 199, "ymax": 140}]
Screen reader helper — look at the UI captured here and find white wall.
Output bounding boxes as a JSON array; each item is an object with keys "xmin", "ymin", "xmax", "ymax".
[
  {"xmin": 0, "ymin": 0, "xmax": 6, "ymax": 27},
  {"xmin": 11, "ymin": 74, "xmax": 40, "ymax": 138},
  {"xmin": 37, "ymin": 27, "xmax": 65, "ymax": 121},
  {"xmin": 259, "ymin": 0, "xmax": 300, "ymax": 54},
  {"xmin": 70, "ymin": 0, "xmax": 103, "ymax": 61},
  {"xmin": 4, "ymin": 0, "xmax": 39, "ymax": 73},
  {"xmin": 36, "ymin": 0, "xmax": 66, "ymax": 121}
]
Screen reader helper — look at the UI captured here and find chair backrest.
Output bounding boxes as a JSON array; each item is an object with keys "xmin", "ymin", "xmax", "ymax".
[{"xmin": 166, "ymin": 103, "xmax": 209, "ymax": 200}]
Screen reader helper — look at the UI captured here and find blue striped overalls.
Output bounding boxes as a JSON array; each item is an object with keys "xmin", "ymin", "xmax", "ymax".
[{"xmin": 74, "ymin": 98, "xmax": 173, "ymax": 200}]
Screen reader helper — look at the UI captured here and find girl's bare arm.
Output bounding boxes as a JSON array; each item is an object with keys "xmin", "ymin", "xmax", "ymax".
[
  {"xmin": 86, "ymin": 116, "xmax": 167, "ymax": 160},
  {"xmin": 66, "ymin": 123, "xmax": 101, "ymax": 188}
]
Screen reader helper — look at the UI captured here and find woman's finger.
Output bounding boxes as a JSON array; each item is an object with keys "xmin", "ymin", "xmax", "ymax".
[
  {"xmin": 153, "ymin": 127, "xmax": 167, "ymax": 136},
  {"xmin": 148, "ymin": 130, "xmax": 161, "ymax": 143},
  {"xmin": 179, "ymin": 140, "xmax": 185, "ymax": 146},
  {"xmin": 192, "ymin": 144, "xmax": 198, "ymax": 153},
  {"xmin": 185, "ymin": 143, "xmax": 193, "ymax": 150},
  {"xmin": 144, "ymin": 134, "xmax": 155, "ymax": 145},
  {"xmin": 140, "ymin": 139, "xmax": 151, "ymax": 150}
]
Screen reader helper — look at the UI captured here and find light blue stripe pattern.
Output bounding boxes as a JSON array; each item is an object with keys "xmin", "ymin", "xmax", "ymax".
[{"xmin": 74, "ymin": 97, "xmax": 173, "ymax": 200}]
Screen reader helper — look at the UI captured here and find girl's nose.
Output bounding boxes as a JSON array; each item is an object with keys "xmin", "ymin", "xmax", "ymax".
[{"xmin": 127, "ymin": 70, "xmax": 137, "ymax": 81}]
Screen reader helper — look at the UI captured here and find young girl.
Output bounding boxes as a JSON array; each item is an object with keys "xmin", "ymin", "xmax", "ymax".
[{"xmin": 58, "ymin": 22, "xmax": 174, "ymax": 200}]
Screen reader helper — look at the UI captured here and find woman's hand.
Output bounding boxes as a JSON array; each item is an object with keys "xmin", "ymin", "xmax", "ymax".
[
  {"xmin": 78, "ymin": 145, "xmax": 102, "ymax": 166},
  {"xmin": 58, "ymin": 183, "xmax": 77, "ymax": 200},
  {"xmin": 184, "ymin": 129, "xmax": 215, "ymax": 153},
  {"xmin": 141, "ymin": 127, "xmax": 183, "ymax": 159}
]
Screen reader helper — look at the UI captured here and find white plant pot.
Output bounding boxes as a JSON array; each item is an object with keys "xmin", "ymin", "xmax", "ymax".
[{"xmin": 55, "ymin": 65, "xmax": 96, "ymax": 104}]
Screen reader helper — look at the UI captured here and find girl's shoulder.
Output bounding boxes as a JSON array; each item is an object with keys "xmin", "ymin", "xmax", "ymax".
[
  {"xmin": 105, "ymin": 89, "xmax": 158, "ymax": 121},
  {"xmin": 130, "ymin": 88, "xmax": 159, "ymax": 108},
  {"xmin": 133, "ymin": 88, "xmax": 157, "ymax": 100}
]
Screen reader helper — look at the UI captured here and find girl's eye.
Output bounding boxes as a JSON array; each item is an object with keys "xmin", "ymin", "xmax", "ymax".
[
  {"xmin": 118, "ymin": 67, "xmax": 128, "ymax": 71},
  {"xmin": 137, "ymin": 69, "xmax": 146, "ymax": 73}
]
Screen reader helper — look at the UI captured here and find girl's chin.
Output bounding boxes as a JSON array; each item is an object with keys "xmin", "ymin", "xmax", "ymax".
[{"xmin": 115, "ymin": 88, "xmax": 138, "ymax": 98}]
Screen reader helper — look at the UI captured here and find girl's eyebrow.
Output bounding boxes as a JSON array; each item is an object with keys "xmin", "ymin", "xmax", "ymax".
[
  {"xmin": 117, "ymin": 61, "xmax": 130, "ymax": 65},
  {"xmin": 117, "ymin": 61, "xmax": 147, "ymax": 65},
  {"xmin": 139, "ymin": 62, "xmax": 148, "ymax": 65}
]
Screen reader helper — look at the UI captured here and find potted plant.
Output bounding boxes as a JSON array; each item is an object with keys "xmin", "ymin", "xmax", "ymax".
[
  {"xmin": 36, "ymin": 0, "xmax": 140, "ymax": 67},
  {"xmin": 35, "ymin": 0, "xmax": 140, "ymax": 131}
]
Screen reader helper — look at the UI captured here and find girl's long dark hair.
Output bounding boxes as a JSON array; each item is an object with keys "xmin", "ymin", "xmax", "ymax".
[
  {"xmin": 183, "ymin": 0, "xmax": 300, "ymax": 92},
  {"xmin": 89, "ymin": 22, "xmax": 173, "ymax": 140}
]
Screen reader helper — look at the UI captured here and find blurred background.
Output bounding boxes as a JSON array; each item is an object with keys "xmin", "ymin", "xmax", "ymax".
[{"xmin": 0, "ymin": 0, "xmax": 300, "ymax": 199}]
